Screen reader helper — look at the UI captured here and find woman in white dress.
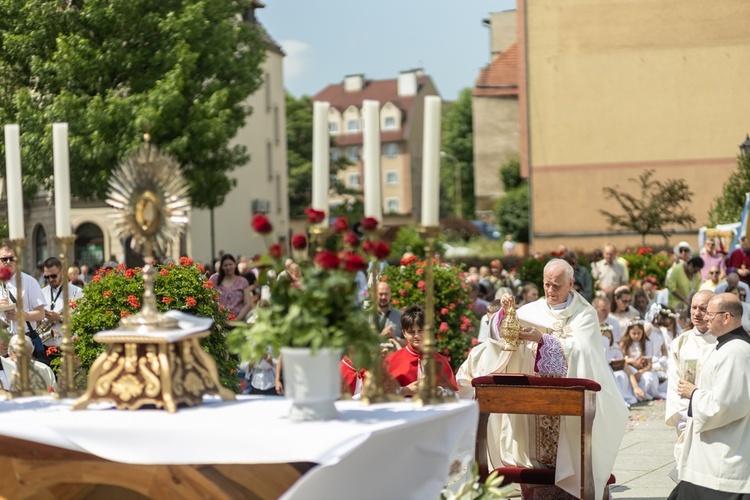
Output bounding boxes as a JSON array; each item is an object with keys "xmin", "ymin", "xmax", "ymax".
[
  {"xmin": 610, "ymin": 285, "xmax": 641, "ymax": 337},
  {"xmin": 601, "ymin": 324, "xmax": 637, "ymax": 405}
]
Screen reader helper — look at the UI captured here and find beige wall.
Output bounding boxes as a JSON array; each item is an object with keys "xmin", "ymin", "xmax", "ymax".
[
  {"xmin": 472, "ymin": 95, "xmax": 519, "ymax": 211},
  {"xmin": 525, "ymin": 0, "xmax": 750, "ymax": 252},
  {"xmin": 490, "ymin": 11, "xmax": 516, "ymax": 55},
  {"xmin": 190, "ymin": 50, "xmax": 289, "ymax": 263}
]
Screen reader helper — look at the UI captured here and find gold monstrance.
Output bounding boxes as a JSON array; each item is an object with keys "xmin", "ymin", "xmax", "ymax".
[{"xmin": 72, "ymin": 136, "xmax": 234, "ymax": 412}]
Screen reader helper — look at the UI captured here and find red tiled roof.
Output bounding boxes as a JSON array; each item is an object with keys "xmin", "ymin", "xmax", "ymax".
[
  {"xmin": 313, "ymin": 75, "xmax": 430, "ymax": 145},
  {"xmin": 473, "ymin": 42, "xmax": 519, "ymax": 97}
]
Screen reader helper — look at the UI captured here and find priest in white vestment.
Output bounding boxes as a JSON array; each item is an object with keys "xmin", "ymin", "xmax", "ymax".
[
  {"xmin": 671, "ymin": 294, "xmax": 750, "ymax": 498},
  {"xmin": 456, "ymin": 259, "xmax": 629, "ymax": 500},
  {"xmin": 665, "ymin": 290, "xmax": 717, "ymax": 465}
]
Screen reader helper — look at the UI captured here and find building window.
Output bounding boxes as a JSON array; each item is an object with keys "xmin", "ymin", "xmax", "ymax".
[
  {"xmin": 347, "ymin": 146, "xmax": 359, "ymax": 161},
  {"xmin": 348, "ymin": 173, "xmax": 361, "ymax": 188},
  {"xmin": 384, "ymin": 116, "xmax": 397, "ymax": 130},
  {"xmin": 347, "ymin": 119, "xmax": 360, "ymax": 133},
  {"xmin": 386, "ymin": 197, "xmax": 400, "ymax": 213},
  {"xmin": 276, "ymin": 174, "xmax": 282, "ymax": 213},
  {"xmin": 33, "ymin": 224, "xmax": 48, "ymax": 265},
  {"xmin": 264, "ymin": 72, "xmax": 271, "ymax": 111},
  {"xmin": 331, "ymin": 148, "xmax": 340, "ymax": 161},
  {"xmin": 383, "ymin": 143, "xmax": 398, "ymax": 158},
  {"xmin": 386, "ymin": 171, "xmax": 398, "ymax": 185},
  {"xmin": 273, "ymin": 106, "xmax": 279, "ymax": 144},
  {"xmin": 329, "ymin": 121, "xmax": 339, "ymax": 135},
  {"xmin": 266, "ymin": 141, "xmax": 273, "ymax": 180}
]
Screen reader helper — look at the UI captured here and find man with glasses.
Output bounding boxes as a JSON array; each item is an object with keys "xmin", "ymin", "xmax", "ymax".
[
  {"xmin": 0, "ymin": 244, "xmax": 48, "ymax": 363},
  {"xmin": 699, "ymin": 266, "xmax": 722, "ymax": 292},
  {"xmin": 665, "ymin": 291, "xmax": 717, "ymax": 476},
  {"xmin": 41, "ymin": 256, "xmax": 84, "ymax": 348},
  {"xmin": 670, "ymin": 293, "xmax": 750, "ymax": 498}
]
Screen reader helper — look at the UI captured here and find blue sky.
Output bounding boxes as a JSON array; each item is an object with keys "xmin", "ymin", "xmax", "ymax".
[{"xmin": 259, "ymin": 1, "xmax": 516, "ymax": 102}]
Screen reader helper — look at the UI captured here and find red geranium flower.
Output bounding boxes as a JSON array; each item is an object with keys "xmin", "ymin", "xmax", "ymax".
[
  {"xmin": 159, "ymin": 268, "xmax": 169, "ymax": 276},
  {"xmin": 121, "ymin": 311, "xmax": 130, "ymax": 318},
  {"xmin": 269, "ymin": 244, "xmax": 282, "ymax": 259},
  {"xmin": 203, "ymin": 280, "xmax": 214, "ymax": 288},
  {"xmin": 186, "ymin": 297, "xmax": 197, "ymax": 307},
  {"xmin": 291, "ymin": 234, "xmax": 308, "ymax": 250},
  {"xmin": 125, "ymin": 269, "xmax": 137, "ymax": 279},
  {"xmin": 180, "ymin": 256, "xmax": 193, "ymax": 266},
  {"xmin": 117, "ymin": 263, "xmax": 126, "ymax": 271},
  {"xmin": 127, "ymin": 295, "xmax": 141, "ymax": 309},
  {"xmin": 360, "ymin": 217, "xmax": 378, "ymax": 231},
  {"xmin": 314, "ymin": 251, "xmax": 340, "ymax": 270},
  {"xmin": 162, "ymin": 296, "xmax": 173, "ymax": 305},
  {"xmin": 92, "ymin": 275, "xmax": 101, "ymax": 282},
  {"xmin": 343, "ymin": 232, "xmax": 360, "ymax": 247},
  {"xmin": 304, "ymin": 207, "xmax": 326, "ymax": 224},
  {"xmin": 102, "ymin": 290, "xmax": 112, "ymax": 298},
  {"xmin": 332, "ymin": 217, "xmax": 349, "ymax": 234},
  {"xmin": 251, "ymin": 213, "xmax": 273, "ymax": 234}
]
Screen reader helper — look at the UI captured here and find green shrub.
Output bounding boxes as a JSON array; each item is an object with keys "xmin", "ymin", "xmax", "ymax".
[
  {"xmin": 381, "ymin": 259, "xmax": 476, "ymax": 370},
  {"xmin": 70, "ymin": 258, "xmax": 238, "ymax": 392}
]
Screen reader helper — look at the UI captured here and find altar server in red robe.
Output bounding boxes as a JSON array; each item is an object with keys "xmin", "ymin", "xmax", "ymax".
[
  {"xmin": 383, "ymin": 305, "xmax": 458, "ymax": 397},
  {"xmin": 340, "ymin": 355, "xmax": 366, "ymax": 397}
]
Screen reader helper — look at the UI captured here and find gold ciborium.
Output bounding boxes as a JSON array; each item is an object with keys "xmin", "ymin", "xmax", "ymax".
[{"xmin": 500, "ymin": 303, "xmax": 521, "ymax": 351}]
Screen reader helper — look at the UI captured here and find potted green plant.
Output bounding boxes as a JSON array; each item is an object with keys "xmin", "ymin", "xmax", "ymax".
[{"xmin": 228, "ymin": 209, "xmax": 383, "ymax": 420}]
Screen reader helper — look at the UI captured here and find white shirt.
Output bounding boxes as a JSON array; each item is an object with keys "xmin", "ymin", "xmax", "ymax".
[
  {"xmin": 0, "ymin": 272, "xmax": 47, "ymax": 334},
  {"xmin": 42, "ymin": 283, "xmax": 84, "ymax": 346}
]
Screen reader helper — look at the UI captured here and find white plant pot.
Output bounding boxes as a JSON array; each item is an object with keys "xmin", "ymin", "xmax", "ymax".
[{"xmin": 281, "ymin": 347, "xmax": 342, "ymax": 421}]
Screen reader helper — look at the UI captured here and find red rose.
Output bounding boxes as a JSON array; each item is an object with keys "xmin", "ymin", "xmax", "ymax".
[
  {"xmin": 291, "ymin": 234, "xmax": 308, "ymax": 250},
  {"xmin": 343, "ymin": 232, "xmax": 360, "ymax": 247},
  {"xmin": 399, "ymin": 289, "xmax": 407, "ymax": 297},
  {"xmin": 439, "ymin": 322, "xmax": 449, "ymax": 333},
  {"xmin": 305, "ymin": 207, "xmax": 326, "ymax": 224},
  {"xmin": 314, "ymin": 251, "xmax": 340, "ymax": 270},
  {"xmin": 417, "ymin": 280, "xmax": 426, "ymax": 291},
  {"xmin": 373, "ymin": 242, "xmax": 390, "ymax": 261},
  {"xmin": 416, "ymin": 268, "xmax": 424, "ymax": 275},
  {"xmin": 360, "ymin": 217, "xmax": 378, "ymax": 231},
  {"xmin": 332, "ymin": 217, "xmax": 349, "ymax": 234},
  {"xmin": 125, "ymin": 269, "xmax": 136, "ymax": 279},
  {"xmin": 0, "ymin": 267, "xmax": 11, "ymax": 282},
  {"xmin": 362, "ymin": 241, "xmax": 374, "ymax": 255},
  {"xmin": 251, "ymin": 213, "xmax": 273, "ymax": 234},
  {"xmin": 180, "ymin": 256, "xmax": 193, "ymax": 266},
  {"xmin": 400, "ymin": 254, "xmax": 417, "ymax": 266},
  {"xmin": 341, "ymin": 252, "xmax": 367, "ymax": 273},
  {"xmin": 471, "ymin": 337, "xmax": 479, "ymax": 345},
  {"xmin": 441, "ymin": 308, "xmax": 449, "ymax": 315},
  {"xmin": 186, "ymin": 297, "xmax": 197, "ymax": 307},
  {"xmin": 269, "ymin": 244, "xmax": 283, "ymax": 259}
]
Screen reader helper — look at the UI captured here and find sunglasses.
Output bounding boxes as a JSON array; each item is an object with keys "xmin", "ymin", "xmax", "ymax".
[
  {"xmin": 0, "ymin": 257, "xmax": 16, "ymax": 263},
  {"xmin": 43, "ymin": 274, "xmax": 58, "ymax": 280}
]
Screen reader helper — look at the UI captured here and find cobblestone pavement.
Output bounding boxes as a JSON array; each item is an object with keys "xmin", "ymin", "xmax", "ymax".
[{"xmin": 611, "ymin": 398, "xmax": 677, "ymax": 500}]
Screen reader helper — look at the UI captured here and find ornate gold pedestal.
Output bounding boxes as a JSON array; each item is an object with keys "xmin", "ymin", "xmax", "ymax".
[{"xmin": 72, "ymin": 312, "xmax": 235, "ymax": 412}]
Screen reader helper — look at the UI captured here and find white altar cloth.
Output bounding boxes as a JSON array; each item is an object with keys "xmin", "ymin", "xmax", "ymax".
[{"xmin": 0, "ymin": 396, "xmax": 478, "ymax": 499}]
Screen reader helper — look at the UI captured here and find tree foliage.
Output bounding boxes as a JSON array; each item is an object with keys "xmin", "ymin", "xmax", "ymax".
[
  {"xmin": 494, "ymin": 156, "xmax": 529, "ymax": 243},
  {"xmin": 285, "ymin": 92, "xmax": 356, "ymax": 217},
  {"xmin": 600, "ymin": 169, "xmax": 695, "ymax": 245},
  {"xmin": 708, "ymin": 155, "xmax": 750, "ymax": 226},
  {"xmin": 440, "ymin": 87, "xmax": 475, "ymax": 219},
  {"xmin": 0, "ymin": 0, "xmax": 266, "ymax": 209}
]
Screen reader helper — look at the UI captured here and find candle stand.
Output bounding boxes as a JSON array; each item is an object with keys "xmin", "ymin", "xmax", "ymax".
[
  {"xmin": 413, "ymin": 226, "xmax": 452, "ymax": 405},
  {"xmin": 7, "ymin": 238, "xmax": 48, "ymax": 397},
  {"xmin": 53, "ymin": 235, "xmax": 80, "ymax": 398}
]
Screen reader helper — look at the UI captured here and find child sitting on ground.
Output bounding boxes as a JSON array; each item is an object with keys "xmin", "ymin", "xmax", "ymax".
[{"xmin": 383, "ymin": 305, "xmax": 458, "ymax": 397}]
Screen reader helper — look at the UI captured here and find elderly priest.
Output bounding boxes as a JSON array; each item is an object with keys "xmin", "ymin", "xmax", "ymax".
[
  {"xmin": 457, "ymin": 258, "xmax": 628, "ymax": 500},
  {"xmin": 670, "ymin": 293, "xmax": 750, "ymax": 499}
]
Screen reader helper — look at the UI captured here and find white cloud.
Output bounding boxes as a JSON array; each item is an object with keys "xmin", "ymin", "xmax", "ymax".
[{"xmin": 280, "ymin": 39, "xmax": 313, "ymax": 81}]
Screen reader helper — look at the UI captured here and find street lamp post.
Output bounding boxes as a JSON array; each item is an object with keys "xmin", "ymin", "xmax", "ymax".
[
  {"xmin": 440, "ymin": 151, "xmax": 462, "ymax": 218},
  {"xmin": 740, "ymin": 134, "xmax": 750, "ymax": 158}
]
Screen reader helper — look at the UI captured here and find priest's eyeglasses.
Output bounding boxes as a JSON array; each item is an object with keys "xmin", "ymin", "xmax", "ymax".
[{"xmin": 705, "ymin": 310, "xmax": 733, "ymax": 319}]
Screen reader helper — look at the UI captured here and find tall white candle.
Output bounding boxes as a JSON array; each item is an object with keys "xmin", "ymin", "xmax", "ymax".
[
  {"xmin": 311, "ymin": 101, "xmax": 330, "ymax": 223},
  {"xmin": 4, "ymin": 125, "xmax": 25, "ymax": 240},
  {"xmin": 362, "ymin": 100, "xmax": 382, "ymax": 222},
  {"xmin": 53, "ymin": 123, "xmax": 72, "ymax": 237},
  {"xmin": 421, "ymin": 96, "xmax": 442, "ymax": 227}
]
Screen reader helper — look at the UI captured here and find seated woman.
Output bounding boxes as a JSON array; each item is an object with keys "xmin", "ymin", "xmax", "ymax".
[
  {"xmin": 601, "ymin": 324, "xmax": 638, "ymax": 406},
  {"xmin": 619, "ymin": 320, "xmax": 663, "ymax": 401},
  {"xmin": 383, "ymin": 305, "xmax": 458, "ymax": 397}
]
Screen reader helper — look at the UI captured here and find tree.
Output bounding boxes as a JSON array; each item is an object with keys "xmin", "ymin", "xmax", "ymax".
[
  {"xmin": 440, "ymin": 87, "xmax": 475, "ymax": 219},
  {"xmin": 285, "ymin": 92, "xmax": 356, "ymax": 217},
  {"xmin": 0, "ymin": 0, "xmax": 266, "ymax": 210},
  {"xmin": 600, "ymin": 169, "xmax": 695, "ymax": 245},
  {"xmin": 494, "ymin": 156, "xmax": 529, "ymax": 243},
  {"xmin": 708, "ymin": 154, "xmax": 750, "ymax": 226}
]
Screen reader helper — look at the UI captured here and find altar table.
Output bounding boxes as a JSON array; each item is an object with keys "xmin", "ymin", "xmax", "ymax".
[{"xmin": 0, "ymin": 396, "xmax": 478, "ymax": 499}]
